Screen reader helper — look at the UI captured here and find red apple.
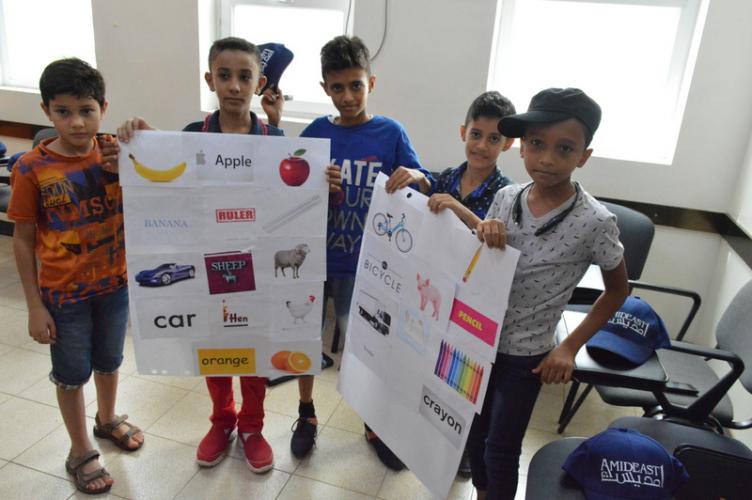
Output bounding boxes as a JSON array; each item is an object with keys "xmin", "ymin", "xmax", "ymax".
[{"xmin": 279, "ymin": 149, "xmax": 310, "ymax": 186}]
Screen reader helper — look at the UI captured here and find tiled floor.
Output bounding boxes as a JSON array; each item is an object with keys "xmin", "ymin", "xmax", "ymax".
[{"xmin": 0, "ymin": 234, "xmax": 638, "ymax": 499}]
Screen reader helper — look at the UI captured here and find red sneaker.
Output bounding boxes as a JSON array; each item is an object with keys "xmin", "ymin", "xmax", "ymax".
[
  {"xmin": 239, "ymin": 432, "xmax": 274, "ymax": 473},
  {"xmin": 196, "ymin": 425, "xmax": 235, "ymax": 467}
]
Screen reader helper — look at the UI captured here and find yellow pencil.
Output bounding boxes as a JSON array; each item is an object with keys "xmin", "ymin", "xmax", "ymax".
[{"xmin": 462, "ymin": 244, "xmax": 483, "ymax": 282}]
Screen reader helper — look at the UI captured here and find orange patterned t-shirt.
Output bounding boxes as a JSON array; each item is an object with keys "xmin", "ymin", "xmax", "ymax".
[{"xmin": 8, "ymin": 137, "xmax": 127, "ymax": 305}]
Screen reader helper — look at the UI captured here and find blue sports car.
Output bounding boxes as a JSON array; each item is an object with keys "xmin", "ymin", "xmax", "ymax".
[{"xmin": 135, "ymin": 263, "xmax": 195, "ymax": 286}]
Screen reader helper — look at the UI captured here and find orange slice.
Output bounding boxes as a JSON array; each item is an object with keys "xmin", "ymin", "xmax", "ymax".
[
  {"xmin": 287, "ymin": 352, "xmax": 311, "ymax": 373},
  {"xmin": 271, "ymin": 351, "xmax": 291, "ymax": 371}
]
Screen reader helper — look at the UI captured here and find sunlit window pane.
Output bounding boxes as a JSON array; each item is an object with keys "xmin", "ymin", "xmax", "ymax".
[
  {"xmin": 490, "ymin": 0, "xmax": 703, "ymax": 164},
  {"xmin": 231, "ymin": 4, "xmax": 344, "ymax": 104},
  {"xmin": 0, "ymin": 0, "xmax": 97, "ymax": 89}
]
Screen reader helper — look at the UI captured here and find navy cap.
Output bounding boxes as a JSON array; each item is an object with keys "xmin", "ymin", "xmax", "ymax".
[
  {"xmin": 0, "ymin": 141, "xmax": 6, "ymax": 157},
  {"xmin": 499, "ymin": 87, "xmax": 601, "ymax": 139},
  {"xmin": 586, "ymin": 297, "xmax": 671, "ymax": 366},
  {"xmin": 257, "ymin": 43, "xmax": 294, "ymax": 93},
  {"xmin": 563, "ymin": 428, "xmax": 689, "ymax": 499}
]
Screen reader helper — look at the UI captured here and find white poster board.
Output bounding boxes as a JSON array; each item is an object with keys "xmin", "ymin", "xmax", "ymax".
[
  {"xmin": 339, "ymin": 173, "xmax": 520, "ymax": 499},
  {"xmin": 119, "ymin": 130, "xmax": 330, "ymax": 378}
]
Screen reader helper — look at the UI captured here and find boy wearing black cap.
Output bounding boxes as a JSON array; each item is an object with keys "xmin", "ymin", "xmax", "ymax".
[{"xmin": 470, "ymin": 88, "xmax": 629, "ymax": 500}]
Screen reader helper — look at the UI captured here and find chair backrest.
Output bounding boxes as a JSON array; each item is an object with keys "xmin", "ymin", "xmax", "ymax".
[
  {"xmin": 716, "ymin": 280, "xmax": 752, "ymax": 394},
  {"xmin": 674, "ymin": 444, "xmax": 752, "ymax": 499},
  {"xmin": 601, "ymin": 202, "xmax": 655, "ymax": 281},
  {"xmin": 32, "ymin": 128, "xmax": 58, "ymax": 148}
]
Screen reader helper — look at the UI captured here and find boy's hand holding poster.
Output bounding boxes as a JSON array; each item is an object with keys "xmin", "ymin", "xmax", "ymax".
[
  {"xmin": 339, "ymin": 173, "xmax": 520, "ymax": 499},
  {"xmin": 118, "ymin": 131, "xmax": 330, "ymax": 378}
]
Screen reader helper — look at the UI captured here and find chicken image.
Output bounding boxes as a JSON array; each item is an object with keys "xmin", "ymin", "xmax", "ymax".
[{"xmin": 286, "ymin": 295, "xmax": 316, "ymax": 324}]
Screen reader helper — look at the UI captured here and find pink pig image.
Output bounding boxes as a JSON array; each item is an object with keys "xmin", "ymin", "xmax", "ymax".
[{"xmin": 416, "ymin": 273, "xmax": 441, "ymax": 320}]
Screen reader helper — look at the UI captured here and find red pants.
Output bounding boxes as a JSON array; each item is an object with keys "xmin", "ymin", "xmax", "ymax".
[{"xmin": 206, "ymin": 376, "xmax": 266, "ymax": 433}]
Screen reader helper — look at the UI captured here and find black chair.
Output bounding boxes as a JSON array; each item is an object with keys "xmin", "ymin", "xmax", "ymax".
[
  {"xmin": 526, "ymin": 423, "xmax": 752, "ymax": 500},
  {"xmin": 525, "ymin": 437, "xmax": 588, "ymax": 499},
  {"xmin": 558, "ymin": 202, "xmax": 702, "ymax": 433},
  {"xmin": 589, "ymin": 281, "xmax": 751, "ymax": 437},
  {"xmin": 568, "ymin": 201, "xmax": 653, "ymax": 307},
  {"xmin": 32, "ymin": 127, "xmax": 58, "ymax": 147}
]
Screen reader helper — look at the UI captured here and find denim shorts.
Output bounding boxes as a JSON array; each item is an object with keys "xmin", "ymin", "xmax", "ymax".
[{"xmin": 46, "ymin": 286, "xmax": 129, "ymax": 390}]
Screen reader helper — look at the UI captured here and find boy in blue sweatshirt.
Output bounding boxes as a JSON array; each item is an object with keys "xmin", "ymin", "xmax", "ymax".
[{"xmin": 291, "ymin": 35, "xmax": 433, "ymax": 470}]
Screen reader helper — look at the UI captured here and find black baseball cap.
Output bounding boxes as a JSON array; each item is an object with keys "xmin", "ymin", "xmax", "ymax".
[{"xmin": 498, "ymin": 88, "xmax": 601, "ymax": 139}]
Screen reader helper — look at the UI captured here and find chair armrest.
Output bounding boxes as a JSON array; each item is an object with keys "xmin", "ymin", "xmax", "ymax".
[
  {"xmin": 668, "ymin": 340, "xmax": 739, "ymax": 361},
  {"xmin": 629, "ymin": 281, "xmax": 701, "ymax": 341},
  {"xmin": 652, "ymin": 341, "xmax": 745, "ymax": 422}
]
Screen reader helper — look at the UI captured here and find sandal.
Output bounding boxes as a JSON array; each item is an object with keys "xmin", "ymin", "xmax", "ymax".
[
  {"xmin": 65, "ymin": 449, "xmax": 112, "ymax": 495},
  {"xmin": 94, "ymin": 413, "xmax": 144, "ymax": 451}
]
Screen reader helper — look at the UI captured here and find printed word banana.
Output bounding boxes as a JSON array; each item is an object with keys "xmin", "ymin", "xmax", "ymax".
[{"xmin": 129, "ymin": 154, "xmax": 187, "ymax": 182}]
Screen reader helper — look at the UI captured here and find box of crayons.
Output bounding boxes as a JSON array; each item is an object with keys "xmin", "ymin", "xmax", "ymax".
[{"xmin": 433, "ymin": 340, "xmax": 483, "ymax": 404}]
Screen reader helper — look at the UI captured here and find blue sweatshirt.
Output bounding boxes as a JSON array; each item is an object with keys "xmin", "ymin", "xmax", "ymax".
[{"xmin": 301, "ymin": 115, "xmax": 432, "ymax": 277}]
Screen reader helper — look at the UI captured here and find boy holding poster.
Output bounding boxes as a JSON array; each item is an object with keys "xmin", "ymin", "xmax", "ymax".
[
  {"xmin": 9, "ymin": 58, "xmax": 143, "ymax": 495},
  {"xmin": 472, "ymin": 88, "xmax": 629, "ymax": 499},
  {"xmin": 114, "ymin": 37, "xmax": 340, "ymax": 473},
  {"xmin": 426, "ymin": 91, "xmax": 516, "ymax": 230},
  {"xmin": 290, "ymin": 35, "xmax": 434, "ymax": 470},
  {"xmin": 425, "ymin": 90, "xmax": 517, "ymax": 477}
]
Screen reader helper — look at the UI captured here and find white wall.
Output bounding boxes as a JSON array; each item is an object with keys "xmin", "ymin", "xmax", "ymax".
[
  {"xmin": 3, "ymin": 0, "xmax": 750, "ymax": 213},
  {"xmin": 698, "ymin": 242, "xmax": 752, "ymax": 448},
  {"xmin": 1, "ymin": 0, "xmax": 750, "ymax": 338},
  {"xmin": 636, "ymin": 226, "xmax": 721, "ymax": 343},
  {"xmin": 731, "ymin": 129, "xmax": 752, "ymax": 236},
  {"xmin": 91, "ymin": 0, "xmax": 202, "ymax": 132},
  {"xmin": 2, "ymin": 0, "xmax": 752, "ymax": 445}
]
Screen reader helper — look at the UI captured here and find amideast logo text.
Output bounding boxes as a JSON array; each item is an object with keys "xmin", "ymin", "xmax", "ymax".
[
  {"xmin": 216, "ymin": 208, "xmax": 255, "ymax": 223},
  {"xmin": 419, "ymin": 385, "xmax": 465, "ymax": 448}
]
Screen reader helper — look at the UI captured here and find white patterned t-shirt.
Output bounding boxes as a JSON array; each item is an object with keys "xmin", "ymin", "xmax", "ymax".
[{"xmin": 486, "ymin": 182, "xmax": 624, "ymax": 356}]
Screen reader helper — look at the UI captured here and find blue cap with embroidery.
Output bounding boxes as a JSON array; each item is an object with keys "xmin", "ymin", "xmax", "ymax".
[
  {"xmin": 257, "ymin": 43, "xmax": 294, "ymax": 94},
  {"xmin": 563, "ymin": 428, "xmax": 688, "ymax": 499},
  {"xmin": 586, "ymin": 296, "xmax": 671, "ymax": 366}
]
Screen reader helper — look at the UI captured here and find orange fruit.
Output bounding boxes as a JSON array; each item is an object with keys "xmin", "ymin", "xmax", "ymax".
[
  {"xmin": 271, "ymin": 351, "xmax": 291, "ymax": 371},
  {"xmin": 287, "ymin": 352, "xmax": 311, "ymax": 373}
]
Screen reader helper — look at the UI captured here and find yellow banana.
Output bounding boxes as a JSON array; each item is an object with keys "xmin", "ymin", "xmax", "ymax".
[{"xmin": 129, "ymin": 154, "xmax": 187, "ymax": 182}]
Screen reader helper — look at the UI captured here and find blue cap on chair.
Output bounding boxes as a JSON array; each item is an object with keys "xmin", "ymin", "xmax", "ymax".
[
  {"xmin": 257, "ymin": 43, "xmax": 294, "ymax": 94},
  {"xmin": 563, "ymin": 428, "xmax": 688, "ymax": 499},
  {"xmin": 586, "ymin": 296, "xmax": 670, "ymax": 366}
]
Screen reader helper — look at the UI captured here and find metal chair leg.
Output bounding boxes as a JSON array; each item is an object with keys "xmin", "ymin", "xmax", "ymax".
[
  {"xmin": 559, "ymin": 380, "xmax": 581, "ymax": 424},
  {"xmin": 557, "ymin": 383, "xmax": 594, "ymax": 434}
]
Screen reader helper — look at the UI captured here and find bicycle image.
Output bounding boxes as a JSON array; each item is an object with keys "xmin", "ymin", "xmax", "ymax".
[{"xmin": 372, "ymin": 212, "xmax": 413, "ymax": 253}]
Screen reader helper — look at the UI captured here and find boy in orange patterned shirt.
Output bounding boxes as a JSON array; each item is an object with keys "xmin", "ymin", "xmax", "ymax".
[{"xmin": 9, "ymin": 58, "xmax": 143, "ymax": 495}]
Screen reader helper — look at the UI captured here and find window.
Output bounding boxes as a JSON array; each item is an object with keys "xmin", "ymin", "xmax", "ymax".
[
  {"xmin": 0, "ymin": 0, "xmax": 97, "ymax": 89},
  {"xmin": 217, "ymin": 0, "xmax": 351, "ymax": 117},
  {"xmin": 488, "ymin": 0, "xmax": 709, "ymax": 164}
]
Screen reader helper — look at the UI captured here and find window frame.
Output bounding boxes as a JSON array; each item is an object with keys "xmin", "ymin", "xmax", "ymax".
[
  {"xmin": 0, "ymin": 0, "xmax": 97, "ymax": 91},
  {"xmin": 217, "ymin": 0, "xmax": 352, "ymax": 118},
  {"xmin": 488, "ymin": 0, "xmax": 707, "ymax": 164}
]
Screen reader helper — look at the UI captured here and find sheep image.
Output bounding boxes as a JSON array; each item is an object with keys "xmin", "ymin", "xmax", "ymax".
[{"xmin": 274, "ymin": 243, "xmax": 310, "ymax": 279}]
